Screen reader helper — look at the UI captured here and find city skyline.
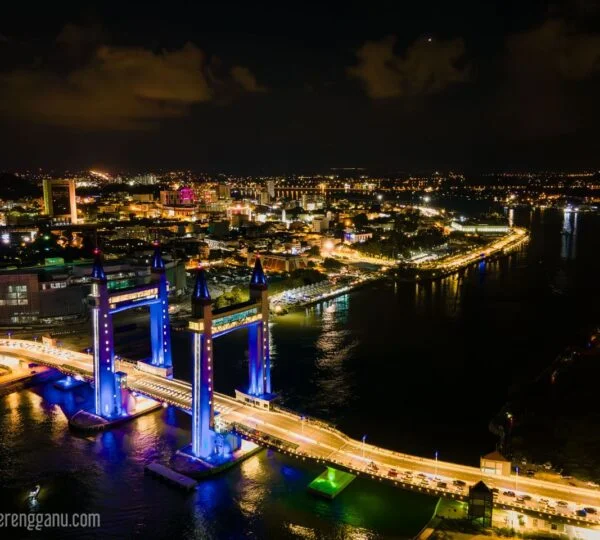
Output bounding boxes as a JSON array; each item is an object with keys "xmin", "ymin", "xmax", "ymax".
[
  {"xmin": 2, "ymin": 3, "xmax": 600, "ymax": 538},
  {"xmin": 2, "ymin": 2, "xmax": 600, "ymax": 172}
]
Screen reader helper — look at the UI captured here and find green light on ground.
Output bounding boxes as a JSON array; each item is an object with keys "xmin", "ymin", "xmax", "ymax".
[{"xmin": 308, "ymin": 468, "xmax": 356, "ymax": 499}]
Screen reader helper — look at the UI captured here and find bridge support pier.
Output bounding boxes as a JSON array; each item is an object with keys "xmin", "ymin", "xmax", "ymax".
[
  {"xmin": 245, "ymin": 257, "xmax": 273, "ymax": 401},
  {"xmin": 90, "ymin": 253, "xmax": 121, "ymax": 418},
  {"xmin": 149, "ymin": 245, "xmax": 172, "ymax": 372},
  {"xmin": 192, "ymin": 331, "xmax": 215, "ymax": 458},
  {"xmin": 54, "ymin": 375, "xmax": 86, "ymax": 391},
  {"xmin": 308, "ymin": 467, "xmax": 356, "ymax": 499},
  {"xmin": 189, "ymin": 267, "xmax": 217, "ymax": 459}
]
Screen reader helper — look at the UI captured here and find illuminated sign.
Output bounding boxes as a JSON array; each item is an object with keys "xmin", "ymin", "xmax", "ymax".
[
  {"xmin": 213, "ymin": 308, "xmax": 258, "ymax": 329},
  {"xmin": 45, "ymin": 257, "xmax": 65, "ymax": 266},
  {"xmin": 109, "ymin": 287, "xmax": 158, "ymax": 306},
  {"xmin": 189, "ymin": 308, "xmax": 261, "ymax": 334}
]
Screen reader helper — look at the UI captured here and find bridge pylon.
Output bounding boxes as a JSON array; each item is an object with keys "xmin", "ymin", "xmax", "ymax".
[
  {"xmin": 247, "ymin": 256, "xmax": 271, "ymax": 398},
  {"xmin": 89, "ymin": 249, "xmax": 121, "ymax": 418},
  {"xmin": 149, "ymin": 243, "xmax": 172, "ymax": 371},
  {"xmin": 190, "ymin": 267, "xmax": 215, "ymax": 458},
  {"xmin": 187, "ymin": 256, "xmax": 274, "ymax": 461},
  {"xmin": 87, "ymin": 244, "xmax": 174, "ymax": 421}
]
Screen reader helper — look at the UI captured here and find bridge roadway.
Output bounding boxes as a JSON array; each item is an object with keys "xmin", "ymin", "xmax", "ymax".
[{"xmin": 1, "ymin": 338, "xmax": 599, "ymax": 528}]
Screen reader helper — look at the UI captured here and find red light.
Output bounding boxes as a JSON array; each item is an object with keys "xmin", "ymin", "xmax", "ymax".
[{"xmin": 93, "ymin": 248, "xmax": 100, "ymax": 255}]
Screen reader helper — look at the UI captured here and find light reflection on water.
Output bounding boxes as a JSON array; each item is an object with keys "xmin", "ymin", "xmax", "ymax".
[
  {"xmin": 0, "ymin": 385, "xmax": 437, "ymax": 539},
  {"xmin": 1, "ymin": 208, "xmax": 599, "ymax": 538}
]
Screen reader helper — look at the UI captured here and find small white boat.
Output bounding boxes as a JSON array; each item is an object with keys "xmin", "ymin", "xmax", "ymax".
[{"xmin": 28, "ymin": 485, "xmax": 40, "ymax": 499}]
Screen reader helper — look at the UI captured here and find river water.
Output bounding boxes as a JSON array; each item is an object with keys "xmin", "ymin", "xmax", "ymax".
[{"xmin": 1, "ymin": 208, "xmax": 599, "ymax": 539}]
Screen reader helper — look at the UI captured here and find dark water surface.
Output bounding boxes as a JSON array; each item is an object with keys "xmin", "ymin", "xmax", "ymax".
[{"xmin": 1, "ymin": 208, "xmax": 599, "ymax": 539}]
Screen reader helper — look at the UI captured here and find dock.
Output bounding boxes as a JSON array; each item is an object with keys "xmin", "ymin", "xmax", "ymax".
[{"xmin": 145, "ymin": 462, "xmax": 198, "ymax": 492}]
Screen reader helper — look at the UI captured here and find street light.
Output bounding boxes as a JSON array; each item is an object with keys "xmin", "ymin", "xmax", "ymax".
[
  {"xmin": 301, "ymin": 415, "xmax": 305, "ymax": 434},
  {"xmin": 362, "ymin": 435, "xmax": 367, "ymax": 458},
  {"xmin": 435, "ymin": 451, "xmax": 439, "ymax": 479},
  {"xmin": 515, "ymin": 466, "xmax": 519, "ymax": 492}
]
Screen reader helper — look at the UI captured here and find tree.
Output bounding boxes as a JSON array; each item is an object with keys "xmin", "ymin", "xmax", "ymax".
[
  {"xmin": 353, "ymin": 213, "xmax": 369, "ymax": 228},
  {"xmin": 323, "ymin": 257, "xmax": 343, "ymax": 270},
  {"xmin": 214, "ymin": 286, "xmax": 249, "ymax": 309}
]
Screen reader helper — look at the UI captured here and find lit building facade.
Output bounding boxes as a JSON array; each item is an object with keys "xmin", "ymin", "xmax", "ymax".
[{"xmin": 43, "ymin": 179, "xmax": 77, "ymax": 224}]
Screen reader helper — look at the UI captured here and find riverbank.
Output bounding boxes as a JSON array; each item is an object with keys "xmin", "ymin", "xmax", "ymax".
[
  {"xmin": 396, "ymin": 227, "xmax": 529, "ymax": 282},
  {"xmin": 491, "ymin": 328, "xmax": 600, "ymax": 484},
  {"xmin": 270, "ymin": 270, "xmax": 386, "ymax": 314},
  {"xmin": 0, "ymin": 366, "xmax": 56, "ymax": 396}
]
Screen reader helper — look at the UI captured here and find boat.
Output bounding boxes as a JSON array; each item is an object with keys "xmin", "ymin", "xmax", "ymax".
[{"xmin": 28, "ymin": 485, "xmax": 40, "ymax": 499}]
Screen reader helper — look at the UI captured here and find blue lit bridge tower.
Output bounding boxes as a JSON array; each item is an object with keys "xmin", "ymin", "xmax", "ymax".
[
  {"xmin": 89, "ymin": 245, "xmax": 173, "ymax": 419},
  {"xmin": 188, "ymin": 257, "xmax": 273, "ymax": 459}
]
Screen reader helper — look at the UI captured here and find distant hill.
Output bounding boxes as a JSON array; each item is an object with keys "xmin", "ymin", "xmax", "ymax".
[{"xmin": 0, "ymin": 173, "xmax": 41, "ymax": 199}]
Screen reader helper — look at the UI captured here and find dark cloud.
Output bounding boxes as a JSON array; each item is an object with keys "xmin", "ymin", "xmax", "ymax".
[
  {"xmin": 493, "ymin": 18, "xmax": 600, "ymax": 139},
  {"xmin": 348, "ymin": 35, "xmax": 469, "ymax": 99},
  {"xmin": 507, "ymin": 19, "xmax": 600, "ymax": 81},
  {"xmin": 0, "ymin": 27, "xmax": 265, "ymax": 131},
  {"xmin": 230, "ymin": 66, "xmax": 267, "ymax": 93}
]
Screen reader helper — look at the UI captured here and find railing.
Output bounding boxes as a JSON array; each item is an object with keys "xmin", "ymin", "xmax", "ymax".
[
  {"xmin": 272, "ymin": 404, "xmax": 336, "ymax": 430},
  {"xmin": 1, "ymin": 338, "xmax": 599, "ymax": 527}
]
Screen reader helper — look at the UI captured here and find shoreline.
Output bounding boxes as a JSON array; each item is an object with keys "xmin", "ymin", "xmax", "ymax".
[
  {"xmin": 396, "ymin": 227, "xmax": 530, "ymax": 283},
  {"xmin": 271, "ymin": 272, "xmax": 385, "ymax": 315}
]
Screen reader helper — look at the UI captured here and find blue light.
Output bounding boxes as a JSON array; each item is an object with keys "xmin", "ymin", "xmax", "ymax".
[
  {"xmin": 192, "ymin": 268, "xmax": 211, "ymax": 301},
  {"xmin": 250, "ymin": 257, "xmax": 267, "ymax": 287}
]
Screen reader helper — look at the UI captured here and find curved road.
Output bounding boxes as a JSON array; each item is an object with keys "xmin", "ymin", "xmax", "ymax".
[{"xmin": 0, "ymin": 338, "xmax": 598, "ymax": 529}]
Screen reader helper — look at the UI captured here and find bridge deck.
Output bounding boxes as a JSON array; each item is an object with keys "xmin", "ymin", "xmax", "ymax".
[{"xmin": 0, "ymin": 338, "xmax": 598, "ymax": 528}]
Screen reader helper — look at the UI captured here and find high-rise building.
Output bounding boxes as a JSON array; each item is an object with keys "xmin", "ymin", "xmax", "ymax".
[
  {"xmin": 217, "ymin": 184, "xmax": 231, "ymax": 199},
  {"xmin": 312, "ymin": 216, "xmax": 329, "ymax": 233},
  {"xmin": 259, "ymin": 190, "xmax": 270, "ymax": 205},
  {"xmin": 43, "ymin": 179, "xmax": 77, "ymax": 224},
  {"xmin": 266, "ymin": 180, "xmax": 275, "ymax": 199},
  {"xmin": 198, "ymin": 189, "xmax": 218, "ymax": 205}
]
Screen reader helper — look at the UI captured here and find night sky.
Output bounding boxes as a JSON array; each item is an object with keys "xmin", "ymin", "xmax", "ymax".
[{"xmin": 2, "ymin": 1, "xmax": 600, "ymax": 173}]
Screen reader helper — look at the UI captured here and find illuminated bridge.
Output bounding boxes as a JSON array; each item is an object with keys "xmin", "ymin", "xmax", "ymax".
[
  {"xmin": 1, "ymin": 250, "xmax": 598, "ymax": 530},
  {"xmin": 2, "ymin": 336, "xmax": 600, "ymax": 528}
]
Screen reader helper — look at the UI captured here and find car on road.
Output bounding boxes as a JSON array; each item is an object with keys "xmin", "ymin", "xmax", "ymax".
[
  {"xmin": 584, "ymin": 507, "xmax": 597, "ymax": 514},
  {"xmin": 417, "ymin": 473, "xmax": 427, "ymax": 479},
  {"xmin": 556, "ymin": 501, "xmax": 568, "ymax": 508},
  {"xmin": 367, "ymin": 462, "xmax": 379, "ymax": 473},
  {"xmin": 436, "ymin": 482, "xmax": 447, "ymax": 489},
  {"xmin": 387, "ymin": 469, "xmax": 398, "ymax": 478},
  {"xmin": 521, "ymin": 495, "xmax": 532, "ymax": 501},
  {"xmin": 503, "ymin": 491, "xmax": 516, "ymax": 497},
  {"xmin": 452, "ymin": 480, "xmax": 466, "ymax": 487}
]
